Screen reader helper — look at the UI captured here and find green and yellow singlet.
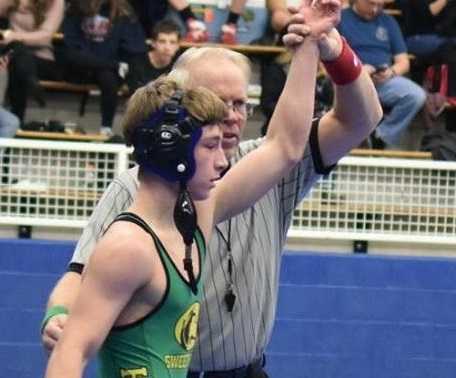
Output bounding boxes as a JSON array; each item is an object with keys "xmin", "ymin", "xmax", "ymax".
[{"xmin": 98, "ymin": 212, "xmax": 206, "ymax": 378}]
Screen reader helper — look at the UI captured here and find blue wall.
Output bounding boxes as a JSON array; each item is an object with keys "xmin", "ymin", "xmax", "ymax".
[{"xmin": 1, "ymin": 239, "xmax": 456, "ymax": 378}]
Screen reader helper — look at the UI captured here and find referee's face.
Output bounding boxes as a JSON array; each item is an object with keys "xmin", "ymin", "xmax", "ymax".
[{"xmin": 190, "ymin": 58, "xmax": 249, "ymax": 161}]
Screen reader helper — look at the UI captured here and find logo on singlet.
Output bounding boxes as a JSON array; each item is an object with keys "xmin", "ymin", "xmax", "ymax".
[
  {"xmin": 174, "ymin": 302, "xmax": 201, "ymax": 350},
  {"xmin": 120, "ymin": 367, "xmax": 148, "ymax": 378}
]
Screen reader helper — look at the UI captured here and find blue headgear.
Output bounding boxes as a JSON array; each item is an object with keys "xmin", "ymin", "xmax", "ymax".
[{"xmin": 132, "ymin": 90, "xmax": 203, "ymax": 183}]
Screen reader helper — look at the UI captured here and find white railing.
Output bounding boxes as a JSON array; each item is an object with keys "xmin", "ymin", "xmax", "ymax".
[
  {"xmin": 1, "ymin": 137, "xmax": 456, "ymax": 245},
  {"xmin": 0, "ymin": 138, "xmax": 131, "ymax": 228},
  {"xmin": 291, "ymin": 156, "xmax": 456, "ymax": 245}
]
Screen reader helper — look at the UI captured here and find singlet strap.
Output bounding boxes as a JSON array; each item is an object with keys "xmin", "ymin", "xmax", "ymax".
[
  {"xmin": 113, "ymin": 212, "xmax": 156, "ymax": 239},
  {"xmin": 111, "ymin": 212, "xmax": 206, "ymax": 284}
]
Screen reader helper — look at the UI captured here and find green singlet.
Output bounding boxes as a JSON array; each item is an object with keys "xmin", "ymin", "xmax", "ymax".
[{"xmin": 97, "ymin": 212, "xmax": 206, "ymax": 378}]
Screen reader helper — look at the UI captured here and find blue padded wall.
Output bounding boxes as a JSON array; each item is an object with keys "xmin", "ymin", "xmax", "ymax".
[
  {"xmin": 0, "ymin": 238, "xmax": 96, "ymax": 378},
  {"xmin": 1, "ymin": 239, "xmax": 456, "ymax": 378},
  {"xmin": 267, "ymin": 251, "xmax": 456, "ymax": 378}
]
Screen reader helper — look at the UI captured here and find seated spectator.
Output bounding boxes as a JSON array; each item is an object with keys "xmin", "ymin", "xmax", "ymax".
[
  {"xmin": 0, "ymin": 0, "xmax": 65, "ymax": 123},
  {"xmin": 63, "ymin": 0, "xmax": 147, "ymax": 136},
  {"xmin": 338, "ymin": 0, "xmax": 427, "ymax": 149},
  {"xmin": 0, "ymin": 105, "xmax": 19, "ymax": 139},
  {"xmin": 172, "ymin": 0, "xmax": 248, "ymax": 44},
  {"xmin": 189, "ymin": 0, "xmax": 278, "ymax": 45},
  {"xmin": 399, "ymin": 0, "xmax": 456, "ymax": 112},
  {"xmin": 0, "ymin": 53, "xmax": 19, "ymax": 139},
  {"xmin": 128, "ymin": 19, "xmax": 181, "ymax": 92},
  {"xmin": 129, "ymin": 0, "xmax": 246, "ymax": 44},
  {"xmin": 399, "ymin": 0, "xmax": 456, "ymax": 57}
]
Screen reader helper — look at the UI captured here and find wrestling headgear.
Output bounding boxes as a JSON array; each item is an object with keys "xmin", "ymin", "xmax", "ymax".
[{"xmin": 132, "ymin": 90, "xmax": 203, "ymax": 183}]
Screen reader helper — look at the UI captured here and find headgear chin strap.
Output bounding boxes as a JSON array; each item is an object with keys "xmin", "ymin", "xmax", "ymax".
[
  {"xmin": 132, "ymin": 90, "xmax": 203, "ymax": 183},
  {"xmin": 174, "ymin": 182, "xmax": 198, "ymax": 294}
]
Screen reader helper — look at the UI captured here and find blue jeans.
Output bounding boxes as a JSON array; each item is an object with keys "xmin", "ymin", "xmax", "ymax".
[
  {"xmin": 169, "ymin": 6, "xmax": 268, "ymax": 44},
  {"xmin": 0, "ymin": 107, "xmax": 20, "ymax": 139},
  {"xmin": 375, "ymin": 76, "xmax": 426, "ymax": 147},
  {"xmin": 203, "ymin": 6, "xmax": 268, "ymax": 44},
  {"xmin": 406, "ymin": 34, "xmax": 448, "ymax": 56}
]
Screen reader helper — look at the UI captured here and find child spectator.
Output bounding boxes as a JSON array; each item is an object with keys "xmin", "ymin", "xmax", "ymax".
[
  {"xmin": 0, "ymin": 0, "xmax": 65, "ymax": 123},
  {"xmin": 128, "ymin": 19, "xmax": 181, "ymax": 92},
  {"xmin": 63, "ymin": 0, "xmax": 147, "ymax": 136}
]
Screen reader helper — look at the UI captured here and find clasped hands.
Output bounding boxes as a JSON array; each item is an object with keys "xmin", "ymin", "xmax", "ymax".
[{"xmin": 283, "ymin": 0, "xmax": 343, "ymax": 61}]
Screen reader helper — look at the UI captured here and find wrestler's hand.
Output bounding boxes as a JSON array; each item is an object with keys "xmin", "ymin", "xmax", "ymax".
[
  {"xmin": 283, "ymin": 0, "xmax": 343, "ymax": 60},
  {"xmin": 299, "ymin": 0, "xmax": 342, "ymax": 38},
  {"xmin": 41, "ymin": 313, "xmax": 68, "ymax": 351}
]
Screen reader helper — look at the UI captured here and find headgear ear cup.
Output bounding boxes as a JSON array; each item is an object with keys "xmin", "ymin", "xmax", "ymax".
[{"xmin": 132, "ymin": 90, "xmax": 203, "ymax": 183}]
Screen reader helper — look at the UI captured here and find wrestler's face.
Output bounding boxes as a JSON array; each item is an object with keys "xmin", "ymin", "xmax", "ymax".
[
  {"xmin": 188, "ymin": 123, "xmax": 228, "ymax": 201},
  {"xmin": 191, "ymin": 59, "xmax": 249, "ymax": 160},
  {"xmin": 354, "ymin": 0, "xmax": 384, "ymax": 20}
]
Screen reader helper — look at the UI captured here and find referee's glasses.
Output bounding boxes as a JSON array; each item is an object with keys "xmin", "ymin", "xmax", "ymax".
[{"xmin": 224, "ymin": 99, "xmax": 255, "ymax": 117}]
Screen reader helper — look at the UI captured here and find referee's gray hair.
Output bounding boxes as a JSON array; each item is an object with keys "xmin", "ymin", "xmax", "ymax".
[{"xmin": 168, "ymin": 47, "xmax": 251, "ymax": 87}]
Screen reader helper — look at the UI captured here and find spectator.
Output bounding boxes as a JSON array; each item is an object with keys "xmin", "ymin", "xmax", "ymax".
[
  {"xmin": 128, "ymin": 19, "xmax": 181, "ymax": 92},
  {"xmin": 128, "ymin": 0, "xmax": 246, "ymax": 44},
  {"xmin": 0, "ymin": 105, "xmax": 18, "ymax": 139},
  {"xmin": 0, "ymin": 0, "xmax": 65, "ymax": 123},
  {"xmin": 339, "ymin": 0, "xmax": 427, "ymax": 149},
  {"xmin": 0, "ymin": 53, "xmax": 18, "ymax": 139},
  {"xmin": 63, "ymin": 0, "xmax": 147, "ymax": 136},
  {"xmin": 128, "ymin": 0, "xmax": 205, "ymax": 40},
  {"xmin": 399, "ymin": 0, "xmax": 456, "ymax": 57},
  {"xmin": 399, "ymin": 0, "xmax": 456, "ymax": 114},
  {"xmin": 168, "ymin": 0, "xmax": 248, "ymax": 44}
]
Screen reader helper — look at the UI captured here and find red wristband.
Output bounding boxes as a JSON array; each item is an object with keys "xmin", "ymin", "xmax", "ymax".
[{"xmin": 322, "ymin": 38, "xmax": 362, "ymax": 86}]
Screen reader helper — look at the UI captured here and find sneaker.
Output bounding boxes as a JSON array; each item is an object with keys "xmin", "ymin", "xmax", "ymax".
[
  {"xmin": 184, "ymin": 18, "xmax": 209, "ymax": 43},
  {"xmin": 100, "ymin": 127, "xmax": 113, "ymax": 138},
  {"xmin": 220, "ymin": 23, "xmax": 237, "ymax": 45},
  {"xmin": 369, "ymin": 132, "xmax": 385, "ymax": 150}
]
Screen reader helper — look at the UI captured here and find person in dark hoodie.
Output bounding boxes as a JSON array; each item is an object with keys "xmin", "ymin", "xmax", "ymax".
[{"xmin": 63, "ymin": 0, "xmax": 147, "ymax": 136}]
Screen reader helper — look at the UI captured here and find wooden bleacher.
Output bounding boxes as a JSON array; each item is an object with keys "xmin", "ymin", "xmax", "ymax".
[
  {"xmin": 3, "ymin": 187, "xmax": 101, "ymax": 201},
  {"xmin": 349, "ymin": 149, "xmax": 432, "ymax": 159},
  {"xmin": 15, "ymin": 129, "xmax": 108, "ymax": 142},
  {"xmin": 39, "ymin": 80, "xmax": 130, "ymax": 116},
  {"xmin": 299, "ymin": 200, "xmax": 456, "ymax": 218},
  {"xmin": 38, "ymin": 80, "xmax": 98, "ymax": 116}
]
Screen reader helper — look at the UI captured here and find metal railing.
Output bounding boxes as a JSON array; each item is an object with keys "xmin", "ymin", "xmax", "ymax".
[{"xmin": 2, "ymin": 138, "xmax": 456, "ymax": 245}]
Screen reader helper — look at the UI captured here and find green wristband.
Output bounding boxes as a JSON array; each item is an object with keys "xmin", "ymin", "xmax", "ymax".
[{"xmin": 40, "ymin": 305, "xmax": 69, "ymax": 334}]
